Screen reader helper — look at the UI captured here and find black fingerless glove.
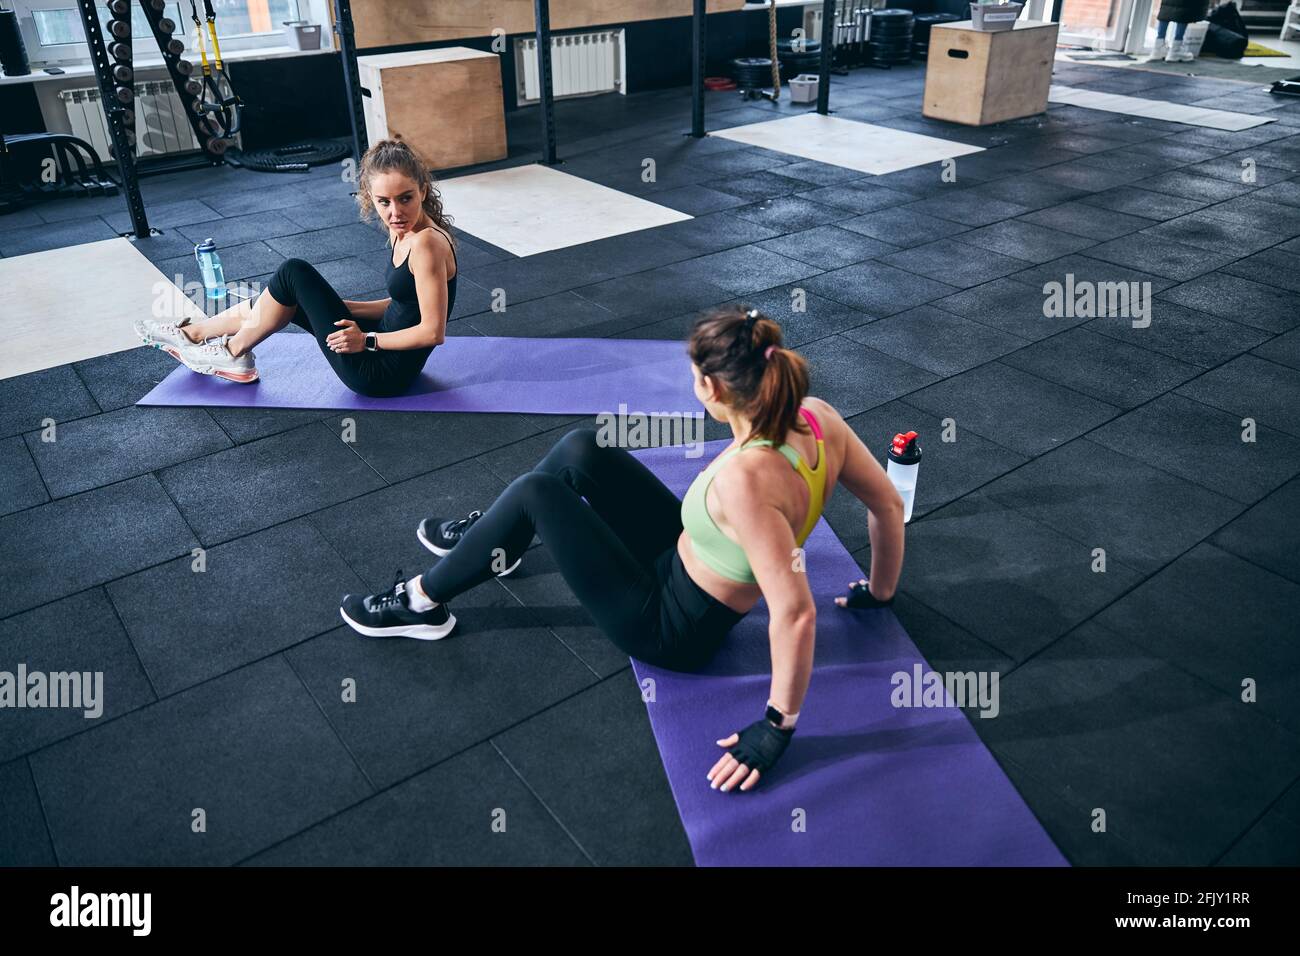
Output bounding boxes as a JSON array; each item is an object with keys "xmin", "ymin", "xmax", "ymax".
[
  {"xmin": 728, "ymin": 719, "xmax": 794, "ymax": 773},
  {"xmin": 844, "ymin": 579, "xmax": 894, "ymax": 609}
]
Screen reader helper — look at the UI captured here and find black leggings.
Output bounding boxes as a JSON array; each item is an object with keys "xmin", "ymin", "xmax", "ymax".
[
  {"xmin": 419, "ymin": 429, "xmax": 744, "ymax": 671},
  {"xmin": 266, "ymin": 258, "xmax": 426, "ymax": 398}
]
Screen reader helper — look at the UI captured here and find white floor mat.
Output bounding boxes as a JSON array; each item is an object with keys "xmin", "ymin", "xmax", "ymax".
[
  {"xmin": 436, "ymin": 163, "xmax": 692, "ymax": 257},
  {"xmin": 1048, "ymin": 85, "xmax": 1275, "ymax": 131},
  {"xmin": 0, "ymin": 238, "xmax": 202, "ymax": 380},
  {"xmin": 708, "ymin": 113, "xmax": 984, "ymax": 174}
]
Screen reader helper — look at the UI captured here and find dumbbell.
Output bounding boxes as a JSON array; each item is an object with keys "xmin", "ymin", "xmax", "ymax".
[
  {"xmin": 184, "ymin": 77, "xmax": 203, "ymax": 96},
  {"xmin": 174, "ymin": 57, "xmax": 195, "ymax": 75},
  {"xmin": 114, "ymin": 86, "xmax": 133, "ymax": 105},
  {"xmin": 108, "ymin": 41, "xmax": 131, "ymax": 62},
  {"xmin": 112, "ymin": 63, "xmax": 133, "ymax": 84},
  {"xmin": 157, "ymin": 17, "xmax": 177, "ymax": 34},
  {"xmin": 163, "ymin": 37, "xmax": 184, "ymax": 55},
  {"xmin": 107, "ymin": 19, "xmax": 130, "ymax": 40},
  {"xmin": 148, "ymin": 0, "xmax": 166, "ymax": 9},
  {"xmin": 108, "ymin": 0, "xmax": 130, "ymax": 16}
]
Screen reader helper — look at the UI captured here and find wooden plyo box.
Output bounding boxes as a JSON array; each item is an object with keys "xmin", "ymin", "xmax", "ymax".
[
  {"xmin": 922, "ymin": 20, "xmax": 1060, "ymax": 126},
  {"xmin": 357, "ymin": 48, "xmax": 508, "ymax": 170}
]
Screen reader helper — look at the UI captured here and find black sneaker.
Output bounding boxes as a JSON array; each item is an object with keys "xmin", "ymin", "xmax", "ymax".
[
  {"xmin": 339, "ymin": 573, "xmax": 456, "ymax": 641},
  {"xmin": 417, "ymin": 510, "xmax": 522, "ymax": 577}
]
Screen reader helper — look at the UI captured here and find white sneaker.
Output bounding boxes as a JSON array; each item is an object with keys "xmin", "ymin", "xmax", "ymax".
[
  {"xmin": 1145, "ymin": 38, "xmax": 1168, "ymax": 61},
  {"xmin": 134, "ymin": 318, "xmax": 196, "ymax": 359},
  {"xmin": 175, "ymin": 334, "xmax": 259, "ymax": 384},
  {"xmin": 1166, "ymin": 39, "xmax": 1196, "ymax": 63}
]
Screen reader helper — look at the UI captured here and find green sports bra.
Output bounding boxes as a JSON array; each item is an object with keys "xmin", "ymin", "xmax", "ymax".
[{"xmin": 681, "ymin": 407, "xmax": 827, "ymax": 584}]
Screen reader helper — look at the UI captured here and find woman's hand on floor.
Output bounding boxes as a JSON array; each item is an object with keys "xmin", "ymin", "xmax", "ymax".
[
  {"xmin": 835, "ymin": 578, "xmax": 894, "ymax": 610},
  {"xmin": 709, "ymin": 720, "xmax": 794, "ymax": 793},
  {"xmin": 327, "ymin": 319, "xmax": 366, "ymax": 354}
]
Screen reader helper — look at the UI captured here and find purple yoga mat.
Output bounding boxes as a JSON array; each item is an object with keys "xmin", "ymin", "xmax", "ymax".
[
  {"xmin": 633, "ymin": 442, "xmax": 1068, "ymax": 867},
  {"xmin": 137, "ymin": 334, "xmax": 699, "ymax": 415}
]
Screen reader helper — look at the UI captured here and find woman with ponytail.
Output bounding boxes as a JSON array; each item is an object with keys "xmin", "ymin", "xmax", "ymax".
[
  {"xmin": 339, "ymin": 305, "xmax": 907, "ymax": 793},
  {"xmin": 135, "ymin": 139, "xmax": 457, "ymax": 396}
]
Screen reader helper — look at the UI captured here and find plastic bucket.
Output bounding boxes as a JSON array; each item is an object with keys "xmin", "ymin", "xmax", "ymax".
[
  {"xmin": 969, "ymin": 2, "xmax": 1023, "ymax": 32},
  {"xmin": 282, "ymin": 21, "xmax": 322, "ymax": 51}
]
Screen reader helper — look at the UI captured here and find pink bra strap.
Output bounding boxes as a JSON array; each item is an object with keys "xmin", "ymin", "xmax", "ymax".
[{"xmin": 799, "ymin": 406, "xmax": 824, "ymax": 440}]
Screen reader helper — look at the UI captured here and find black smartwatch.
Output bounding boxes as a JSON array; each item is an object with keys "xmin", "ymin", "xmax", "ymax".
[
  {"xmin": 364, "ymin": 332, "xmax": 380, "ymax": 352},
  {"xmin": 765, "ymin": 703, "xmax": 798, "ymax": 731}
]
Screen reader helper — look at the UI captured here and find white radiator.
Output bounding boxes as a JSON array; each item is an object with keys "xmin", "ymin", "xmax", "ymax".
[
  {"xmin": 516, "ymin": 29, "xmax": 625, "ymax": 105},
  {"xmin": 58, "ymin": 82, "xmax": 207, "ymax": 160}
]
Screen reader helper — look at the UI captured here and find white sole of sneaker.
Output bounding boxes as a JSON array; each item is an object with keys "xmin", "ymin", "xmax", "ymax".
[
  {"xmin": 417, "ymin": 523, "xmax": 522, "ymax": 577},
  {"xmin": 338, "ymin": 606, "xmax": 457, "ymax": 641},
  {"xmin": 166, "ymin": 348, "xmax": 260, "ymax": 384}
]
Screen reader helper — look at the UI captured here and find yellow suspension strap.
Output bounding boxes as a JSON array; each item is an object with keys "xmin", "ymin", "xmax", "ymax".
[{"xmin": 188, "ymin": 0, "xmax": 242, "ymax": 140}]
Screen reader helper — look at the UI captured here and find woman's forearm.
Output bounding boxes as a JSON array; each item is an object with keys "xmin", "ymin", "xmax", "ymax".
[
  {"xmin": 376, "ymin": 324, "xmax": 444, "ymax": 351},
  {"xmin": 344, "ymin": 298, "xmax": 390, "ymax": 321},
  {"xmin": 867, "ymin": 498, "xmax": 905, "ymax": 599},
  {"xmin": 768, "ymin": 612, "xmax": 816, "ymax": 716}
]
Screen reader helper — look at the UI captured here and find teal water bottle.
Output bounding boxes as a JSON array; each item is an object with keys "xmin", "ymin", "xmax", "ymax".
[{"xmin": 194, "ymin": 238, "xmax": 227, "ymax": 300}]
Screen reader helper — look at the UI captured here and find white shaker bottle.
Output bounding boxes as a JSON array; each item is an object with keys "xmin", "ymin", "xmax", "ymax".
[{"xmin": 887, "ymin": 431, "xmax": 922, "ymax": 524}]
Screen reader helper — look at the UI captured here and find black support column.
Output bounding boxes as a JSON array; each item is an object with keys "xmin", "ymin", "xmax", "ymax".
[
  {"xmin": 817, "ymin": 0, "xmax": 834, "ymax": 114},
  {"xmin": 533, "ymin": 0, "xmax": 557, "ymax": 164},
  {"xmin": 690, "ymin": 0, "xmax": 706, "ymax": 137},
  {"xmin": 333, "ymin": 0, "xmax": 368, "ymax": 162},
  {"xmin": 77, "ymin": 0, "xmax": 149, "ymax": 237}
]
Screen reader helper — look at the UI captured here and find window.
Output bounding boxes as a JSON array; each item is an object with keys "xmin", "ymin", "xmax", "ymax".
[{"xmin": 12, "ymin": 0, "xmax": 313, "ymax": 67}]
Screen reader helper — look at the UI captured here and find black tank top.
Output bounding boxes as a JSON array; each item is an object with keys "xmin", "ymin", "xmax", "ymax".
[{"xmin": 381, "ymin": 230, "xmax": 458, "ymax": 333}]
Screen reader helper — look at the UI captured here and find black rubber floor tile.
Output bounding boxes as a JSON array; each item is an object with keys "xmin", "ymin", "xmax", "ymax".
[
  {"xmin": 158, "ymin": 422, "xmax": 385, "ymax": 545},
  {"xmin": 728, "ymin": 195, "xmax": 854, "ymax": 233},
  {"xmin": 930, "ymin": 276, "xmax": 1083, "ymax": 341},
  {"xmin": 651, "ymin": 183, "xmax": 750, "ymax": 215},
  {"xmin": 870, "ymin": 162, "xmax": 983, "ymax": 197},
  {"xmin": 1136, "ymin": 169, "xmax": 1257, "ymax": 203},
  {"xmin": 1218, "ymin": 781, "xmax": 1300, "ymax": 865},
  {"xmin": 802, "ymin": 259, "xmax": 960, "ymax": 318},
  {"xmin": 837, "ymin": 205, "xmax": 973, "ymax": 248},
  {"xmin": 652, "ymin": 210, "xmax": 782, "ymax": 255},
  {"xmin": 264, "ymin": 222, "xmax": 389, "ymax": 263},
  {"xmin": 1089, "ymin": 393, "xmax": 1300, "ymax": 504},
  {"xmin": 0, "ymin": 207, "xmax": 45, "ymax": 232},
  {"xmin": 1085, "ymin": 233, "xmax": 1237, "ymax": 282},
  {"xmin": 1030, "ymin": 160, "xmax": 1139, "ymax": 193},
  {"xmin": 1212, "ymin": 477, "xmax": 1300, "ymax": 585},
  {"xmin": 1181, "ymin": 157, "xmax": 1294, "ymax": 186},
  {"xmin": 888, "ymin": 592, "xmax": 1013, "ymax": 676},
  {"xmin": 0, "ymin": 217, "xmax": 120, "ymax": 256},
  {"xmin": 1140, "ymin": 212, "xmax": 1291, "ymax": 257},
  {"xmin": 130, "ymin": 230, "xmax": 203, "ymax": 262},
  {"xmin": 72, "ymin": 345, "xmax": 176, "ymax": 412},
  {"xmin": 204, "ymin": 407, "xmax": 332, "ymax": 444},
  {"xmin": 639, "ymin": 283, "xmax": 872, "ymax": 350},
  {"xmin": 1085, "ymin": 299, "xmax": 1271, "ymax": 368},
  {"xmin": 774, "ymin": 159, "xmax": 869, "ymax": 186},
  {"xmin": 899, "ymin": 192, "xmax": 1032, "ymax": 227},
  {"xmin": 898, "ymin": 494, "xmax": 1142, "ymax": 660},
  {"xmin": 1177, "ymin": 353, "xmax": 1300, "ymax": 439},
  {"xmin": 842, "ymin": 304, "xmax": 1028, "ymax": 376},
  {"xmin": 573, "ymin": 266, "xmax": 734, "ymax": 319},
  {"xmin": 1008, "ymin": 253, "xmax": 1176, "ymax": 295},
  {"xmin": 707, "ymin": 169, "xmax": 810, "ymax": 202},
  {"xmin": 1098, "ymin": 544, "xmax": 1300, "ymax": 734},
  {"xmin": 953, "ymin": 219, "xmax": 1099, "ymax": 265},
  {"xmin": 0, "ymin": 475, "xmax": 196, "ymax": 618},
  {"xmin": 666, "ymin": 245, "xmax": 822, "ymax": 295},
  {"xmin": 288, "ymin": 606, "xmax": 596, "ymax": 790},
  {"xmin": 1017, "ymin": 201, "xmax": 1154, "ymax": 242},
  {"xmin": 1251, "ymin": 179, "xmax": 1300, "ymax": 208},
  {"xmin": 1194, "ymin": 195, "xmax": 1300, "ymax": 233},
  {"xmin": 467, "ymin": 290, "xmax": 631, "ymax": 337},
  {"xmin": 1076, "ymin": 185, "xmax": 1210, "ymax": 221},
  {"xmin": 27, "ymin": 655, "xmax": 372, "ymax": 865},
  {"xmin": 961, "ymin": 176, "xmax": 1088, "ymax": 212},
  {"xmin": 24, "ymin": 405, "xmax": 231, "ymax": 499},
  {"xmin": 796, "ymin": 335, "xmax": 938, "ymax": 418},
  {"xmin": 280, "ymin": 197, "xmax": 368, "ymax": 231},
  {"xmin": 1253, "ymin": 327, "xmax": 1300, "ymax": 371},
  {"xmin": 1157, "ymin": 272, "xmax": 1300, "ymax": 333},
  {"xmin": 0, "ymin": 588, "xmax": 156, "ymax": 765},
  {"xmin": 881, "ymin": 237, "xmax": 1028, "ymax": 288},
  {"xmin": 308, "ymin": 256, "xmax": 389, "ymax": 300},
  {"xmin": 492, "ymin": 543, "xmax": 638, "ymax": 678},
  {"xmin": 243, "ymin": 742, "xmax": 590, "ymax": 865},
  {"xmin": 1001, "ymin": 327, "xmax": 1200, "ymax": 409},
  {"xmin": 308, "ymin": 457, "xmax": 521, "ymax": 591},
  {"xmin": 795, "ymin": 182, "xmax": 917, "ymax": 215},
  {"xmin": 0, "ymin": 758, "xmax": 56, "ymax": 865},
  {"xmin": 756, "ymin": 225, "xmax": 899, "ymax": 269},
  {"xmin": 831, "ymin": 400, "xmax": 1027, "ymax": 550},
  {"xmin": 983, "ymin": 438, "xmax": 1240, "ymax": 575},
  {"xmin": 103, "ymin": 199, "xmax": 221, "ymax": 234},
  {"xmin": 107, "ymin": 520, "xmax": 366, "ymax": 696},
  {"xmin": 0, "ymin": 365, "xmax": 99, "ymax": 440},
  {"xmin": 492, "ymin": 671, "xmax": 694, "ymax": 866},
  {"xmin": 906, "ymin": 361, "xmax": 1118, "ymax": 457},
  {"xmin": 976, "ymin": 620, "xmax": 1300, "ymax": 865},
  {"xmin": 1220, "ymin": 247, "xmax": 1300, "ymax": 294},
  {"xmin": 542, "ymin": 228, "xmax": 699, "ymax": 283},
  {"xmin": 347, "ymin": 406, "xmax": 546, "ymax": 482},
  {"xmin": 0, "ymin": 436, "xmax": 48, "ymax": 517}
]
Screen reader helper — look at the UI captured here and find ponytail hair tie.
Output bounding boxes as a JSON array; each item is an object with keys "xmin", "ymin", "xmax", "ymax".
[{"xmin": 765, "ymin": 345, "xmax": 777, "ymax": 360}]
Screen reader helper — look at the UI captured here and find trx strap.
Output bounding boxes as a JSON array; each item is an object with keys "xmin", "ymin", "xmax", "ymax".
[{"xmin": 188, "ymin": 0, "xmax": 241, "ymax": 138}]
